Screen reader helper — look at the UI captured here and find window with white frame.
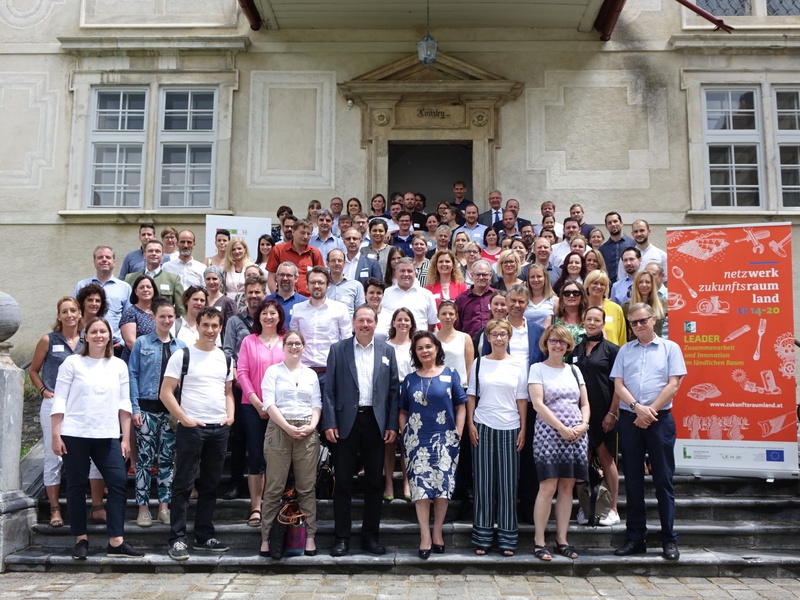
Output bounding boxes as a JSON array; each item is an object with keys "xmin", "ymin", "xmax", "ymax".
[
  {"xmin": 86, "ymin": 86, "xmax": 217, "ymax": 209},
  {"xmin": 698, "ymin": 0, "xmax": 800, "ymax": 16},
  {"xmin": 700, "ymin": 85, "xmax": 800, "ymax": 211}
]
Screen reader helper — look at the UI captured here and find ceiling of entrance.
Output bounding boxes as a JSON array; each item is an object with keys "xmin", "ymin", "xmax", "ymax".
[{"xmin": 253, "ymin": 0, "xmax": 608, "ymax": 32}]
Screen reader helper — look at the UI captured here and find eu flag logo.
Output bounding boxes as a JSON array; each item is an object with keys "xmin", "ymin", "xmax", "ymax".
[{"xmin": 766, "ymin": 450, "xmax": 785, "ymax": 462}]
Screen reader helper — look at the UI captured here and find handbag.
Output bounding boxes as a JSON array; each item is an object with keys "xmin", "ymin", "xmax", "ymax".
[
  {"xmin": 269, "ymin": 487, "xmax": 308, "ymax": 559},
  {"xmin": 316, "ymin": 443, "xmax": 335, "ymax": 500}
]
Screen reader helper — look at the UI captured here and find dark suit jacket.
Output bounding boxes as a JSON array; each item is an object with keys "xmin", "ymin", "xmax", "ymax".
[
  {"xmin": 323, "ymin": 335, "xmax": 400, "ymax": 439},
  {"xmin": 492, "ymin": 217, "xmax": 532, "ymax": 233},
  {"xmin": 476, "ymin": 318, "xmax": 546, "ymax": 367},
  {"xmin": 478, "ymin": 209, "xmax": 502, "ymax": 228},
  {"xmin": 351, "ymin": 255, "xmax": 382, "ymax": 288}
]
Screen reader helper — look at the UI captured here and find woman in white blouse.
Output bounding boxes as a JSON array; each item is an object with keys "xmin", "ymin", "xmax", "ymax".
[
  {"xmin": 51, "ymin": 317, "xmax": 143, "ymax": 560},
  {"xmin": 258, "ymin": 330, "xmax": 322, "ymax": 558}
]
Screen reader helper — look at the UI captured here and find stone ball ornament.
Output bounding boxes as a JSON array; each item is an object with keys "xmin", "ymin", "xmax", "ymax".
[{"xmin": 0, "ymin": 291, "xmax": 21, "ymax": 343}]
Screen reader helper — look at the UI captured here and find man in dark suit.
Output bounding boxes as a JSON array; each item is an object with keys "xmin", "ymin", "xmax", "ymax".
[
  {"xmin": 478, "ymin": 189, "xmax": 505, "ymax": 228},
  {"xmin": 342, "ymin": 227, "xmax": 382, "ymax": 287},
  {"xmin": 323, "ymin": 304, "xmax": 400, "ymax": 557}
]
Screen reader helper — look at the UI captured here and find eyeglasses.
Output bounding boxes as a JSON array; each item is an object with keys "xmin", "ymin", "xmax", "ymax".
[
  {"xmin": 466, "ymin": 249, "xmax": 480, "ymax": 255},
  {"xmin": 502, "ymin": 260, "xmax": 517, "ymax": 266},
  {"xmin": 562, "ymin": 290, "xmax": 582, "ymax": 297},
  {"xmin": 547, "ymin": 339, "xmax": 567, "ymax": 346},
  {"xmin": 473, "ymin": 272, "xmax": 491, "ymax": 278},
  {"xmin": 284, "ymin": 341, "xmax": 304, "ymax": 348},
  {"xmin": 629, "ymin": 316, "xmax": 653, "ymax": 327},
  {"xmin": 489, "ymin": 332, "xmax": 509, "ymax": 339}
]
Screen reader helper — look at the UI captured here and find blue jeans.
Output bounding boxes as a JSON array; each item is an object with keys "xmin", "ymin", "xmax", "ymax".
[
  {"xmin": 169, "ymin": 424, "xmax": 229, "ymax": 545},
  {"xmin": 617, "ymin": 410, "xmax": 677, "ymax": 544},
  {"xmin": 61, "ymin": 436, "xmax": 127, "ymax": 538}
]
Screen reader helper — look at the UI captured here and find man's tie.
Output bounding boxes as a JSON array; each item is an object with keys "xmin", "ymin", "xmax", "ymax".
[{"xmin": 494, "ymin": 210, "xmax": 501, "ymax": 224}]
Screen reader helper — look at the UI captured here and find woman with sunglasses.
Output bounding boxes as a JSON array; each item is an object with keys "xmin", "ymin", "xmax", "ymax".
[
  {"xmin": 528, "ymin": 324, "xmax": 589, "ymax": 561},
  {"xmin": 543, "ymin": 281, "xmax": 587, "ymax": 346}
]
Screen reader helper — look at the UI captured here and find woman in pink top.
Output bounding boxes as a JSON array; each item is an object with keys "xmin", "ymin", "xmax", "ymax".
[{"xmin": 235, "ymin": 298, "xmax": 286, "ymax": 527}]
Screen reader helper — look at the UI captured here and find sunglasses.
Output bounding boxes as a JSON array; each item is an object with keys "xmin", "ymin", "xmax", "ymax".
[
  {"xmin": 629, "ymin": 316, "xmax": 653, "ymax": 327},
  {"xmin": 562, "ymin": 290, "xmax": 582, "ymax": 297}
]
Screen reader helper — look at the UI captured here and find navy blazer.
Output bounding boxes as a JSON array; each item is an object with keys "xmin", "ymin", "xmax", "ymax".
[
  {"xmin": 323, "ymin": 335, "xmax": 400, "ymax": 439},
  {"xmin": 477, "ymin": 318, "xmax": 545, "ymax": 367},
  {"xmin": 351, "ymin": 255, "xmax": 382, "ymax": 287}
]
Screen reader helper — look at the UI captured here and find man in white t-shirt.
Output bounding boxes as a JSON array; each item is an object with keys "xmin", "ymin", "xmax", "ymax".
[{"xmin": 161, "ymin": 307, "xmax": 234, "ymax": 562}]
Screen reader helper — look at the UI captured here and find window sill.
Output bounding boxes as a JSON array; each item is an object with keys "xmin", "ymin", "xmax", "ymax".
[{"xmin": 57, "ymin": 209, "xmax": 233, "ymax": 224}]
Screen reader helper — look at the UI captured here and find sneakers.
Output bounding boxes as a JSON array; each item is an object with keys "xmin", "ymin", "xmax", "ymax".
[
  {"xmin": 169, "ymin": 540, "xmax": 190, "ymax": 561},
  {"xmin": 136, "ymin": 510, "xmax": 153, "ymax": 528},
  {"xmin": 72, "ymin": 539, "xmax": 89, "ymax": 560},
  {"xmin": 157, "ymin": 509, "xmax": 171, "ymax": 525},
  {"xmin": 107, "ymin": 541, "xmax": 144, "ymax": 558},
  {"xmin": 194, "ymin": 538, "xmax": 230, "ymax": 553},
  {"xmin": 576, "ymin": 508, "xmax": 589, "ymax": 525},
  {"xmin": 599, "ymin": 509, "xmax": 621, "ymax": 526}
]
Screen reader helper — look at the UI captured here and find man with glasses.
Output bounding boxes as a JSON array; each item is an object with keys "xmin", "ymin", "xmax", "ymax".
[
  {"xmin": 266, "ymin": 262, "xmax": 307, "ymax": 329},
  {"xmin": 611, "ymin": 302, "xmax": 686, "ymax": 561},
  {"xmin": 454, "ymin": 259, "xmax": 495, "ymax": 337}
]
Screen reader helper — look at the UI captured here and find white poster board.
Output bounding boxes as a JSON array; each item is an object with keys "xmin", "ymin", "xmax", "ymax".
[{"xmin": 204, "ymin": 215, "xmax": 273, "ymax": 262}]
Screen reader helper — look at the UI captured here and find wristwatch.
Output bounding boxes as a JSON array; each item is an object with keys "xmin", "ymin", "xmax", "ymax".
[{"xmin": 629, "ymin": 401, "xmax": 637, "ymax": 411}]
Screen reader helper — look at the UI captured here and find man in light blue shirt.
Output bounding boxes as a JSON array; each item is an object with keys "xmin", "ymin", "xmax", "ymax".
[
  {"xmin": 74, "ymin": 245, "xmax": 131, "ymax": 346},
  {"xmin": 309, "ymin": 209, "xmax": 345, "ymax": 266},
  {"xmin": 611, "ymin": 302, "xmax": 686, "ymax": 561},
  {"xmin": 454, "ymin": 204, "xmax": 487, "ymax": 247},
  {"xmin": 610, "ymin": 247, "xmax": 641, "ymax": 306}
]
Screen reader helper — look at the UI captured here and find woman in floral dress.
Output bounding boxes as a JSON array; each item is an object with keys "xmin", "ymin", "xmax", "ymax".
[{"xmin": 399, "ymin": 331, "xmax": 466, "ymax": 559}]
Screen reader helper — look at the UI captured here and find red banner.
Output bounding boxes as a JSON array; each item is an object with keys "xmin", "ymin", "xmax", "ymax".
[{"xmin": 667, "ymin": 223, "xmax": 798, "ymax": 478}]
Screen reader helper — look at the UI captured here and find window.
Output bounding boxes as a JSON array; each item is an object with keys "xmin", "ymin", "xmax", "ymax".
[
  {"xmin": 698, "ymin": 0, "xmax": 800, "ymax": 16},
  {"xmin": 86, "ymin": 86, "xmax": 218, "ymax": 210},
  {"xmin": 697, "ymin": 84, "xmax": 800, "ymax": 211}
]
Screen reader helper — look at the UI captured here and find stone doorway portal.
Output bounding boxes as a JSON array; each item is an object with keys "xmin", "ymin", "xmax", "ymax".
[{"xmin": 339, "ymin": 52, "xmax": 522, "ymax": 210}]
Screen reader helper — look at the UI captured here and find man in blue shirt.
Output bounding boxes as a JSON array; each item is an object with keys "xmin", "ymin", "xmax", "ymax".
[
  {"xmin": 309, "ymin": 209, "xmax": 345, "ymax": 266},
  {"xmin": 74, "ymin": 245, "xmax": 131, "ymax": 348},
  {"xmin": 266, "ymin": 262, "xmax": 308, "ymax": 329},
  {"xmin": 599, "ymin": 212, "xmax": 635, "ymax": 285},
  {"xmin": 119, "ymin": 224, "xmax": 167, "ymax": 279},
  {"xmin": 610, "ymin": 247, "xmax": 641, "ymax": 306},
  {"xmin": 611, "ymin": 302, "xmax": 686, "ymax": 561}
]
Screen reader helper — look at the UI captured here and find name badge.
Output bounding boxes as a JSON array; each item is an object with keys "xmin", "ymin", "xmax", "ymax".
[
  {"xmin": 306, "ymin": 265, "xmax": 313, "ymax": 271},
  {"xmin": 52, "ymin": 344, "xmax": 65, "ymax": 353},
  {"xmin": 432, "ymin": 293, "xmax": 441, "ymax": 299},
  {"xmin": 440, "ymin": 375, "xmax": 451, "ymax": 383},
  {"xmin": 572, "ymin": 356, "xmax": 578, "ymax": 363},
  {"xmin": 382, "ymin": 356, "xmax": 390, "ymax": 366},
  {"xmin": 605, "ymin": 316, "xmax": 613, "ymax": 323},
  {"xmin": 360, "ymin": 270, "xmax": 369, "ymax": 278},
  {"xmin": 160, "ymin": 284, "xmax": 171, "ymax": 291}
]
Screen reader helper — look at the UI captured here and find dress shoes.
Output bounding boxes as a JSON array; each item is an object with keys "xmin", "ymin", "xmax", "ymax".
[
  {"xmin": 614, "ymin": 540, "xmax": 647, "ymax": 556},
  {"xmin": 418, "ymin": 548, "xmax": 431, "ymax": 560},
  {"xmin": 361, "ymin": 538, "xmax": 386, "ymax": 555},
  {"xmin": 432, "ymin": 543, "xmax": 445, "ymax": 554},
  {"xmin": 662, "ymin": 541, "xmax": 680, "ymax": 560},
  {"xmin": 331, "ymin": 539, "xmax": 349, "ymax": 557}
]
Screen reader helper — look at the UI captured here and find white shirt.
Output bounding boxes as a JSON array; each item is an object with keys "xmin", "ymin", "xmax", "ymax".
[
  {"xmin": 51, "ymin": 355, "xmax": 132, "ymax": 438},
  {"xmin": 354, "ymin": 337, "xmax": 375, "ymax": 407},
  {"xmin": 162, "ymin": 257, "xmax": 206, "ymax": 288},
  {"xmin": 616, "ymin": 244, "xmax": 669, "ymax": 284},
  {"xmin": 344, "ymin": 254, "xmax": 362, "ymax": 281},
  {"xmin": 387, "ymin": 340, "xmax": 414, "ymax": 382},
  {"xmin": 290, "ymin": 299, "xmax": 353, "ymax": 368},
  {"xmin": 550, "ymin": 241, "xmax": 571, "ymax": 269},
  {"xmin": 509, "ymin": 319, "xmax": 530, "ymax": 359},
  {"xmin": 381, "ymin": 285, "xmax": 439, "ymax": 330},
  {"xmin": 164, "ymin": 345, "xmax": 232, "ymax": 423},
  {"xmin": 534, "ymin": 222, "xmax": 564, "ymax": 238},
  {"xmin": 261, "ymin": 362, "xmax": 322, "ymax": 418},
  {"xmin": 467, "ymin": 355, "xmax": 528, "ymax": 430}
]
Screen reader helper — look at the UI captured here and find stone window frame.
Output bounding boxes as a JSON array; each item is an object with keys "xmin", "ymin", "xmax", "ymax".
[
  {"xmin": 64, "ymin": 70, "xmax": 236, "ymax": 216},
  {"xmin": 684, "ymin": 69, "xmax": 800, "ymax": 215}
]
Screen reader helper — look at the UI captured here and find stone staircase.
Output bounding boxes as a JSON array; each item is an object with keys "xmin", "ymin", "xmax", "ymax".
[{"xmin": 6, "ymin": 466, "xmax": 800, "ymax": 577}]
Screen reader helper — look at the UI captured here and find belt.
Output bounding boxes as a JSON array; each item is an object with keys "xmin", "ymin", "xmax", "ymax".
[
  {"xmin": 310, "ymin": 367, "xmax": 326, "ymax": 374},
  {"xmin": 201, "ymin": 423, "xmax": 228, "ymax": 429},
  {"xmin": 357, "ymin": 406, "xmax": 373, "ymax": 413},
  {"xmin": 285, "ymin": 416, "xmax": 312, "ymax": 426}
]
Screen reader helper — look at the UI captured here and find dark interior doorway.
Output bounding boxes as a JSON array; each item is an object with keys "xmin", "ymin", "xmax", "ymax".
[{"xmin": 388, "ymin": 142, "xmax": 473, "ymax": 210}]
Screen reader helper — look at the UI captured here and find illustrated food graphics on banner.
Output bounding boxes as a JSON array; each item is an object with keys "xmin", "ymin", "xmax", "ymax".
[{"xmin": 667, "ymin": 223, "xmax": 798, "ymax": 478}]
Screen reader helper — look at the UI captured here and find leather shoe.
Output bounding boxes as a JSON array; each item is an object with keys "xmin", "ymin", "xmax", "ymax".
[
  {"xmin": 614, "ymin": 540, "xmax": 647, "ymax": 556},
  {"xmin": 221, "ymin": 485, "xmax": 240, "ymax": 500},
  {"xmin": 331, "ymin": 539, "xmax": 349, "ymax": 557},
  {"xmin": 418, "ymin": 548, "xmax": 431, "ymax": 560},
  {"xmin": 361, "ymin": 538, "xmax": 386, "ymax": 555},
  {"xmin": 662, "ymin": 541, "xmax": 680, "ymax": 560}
]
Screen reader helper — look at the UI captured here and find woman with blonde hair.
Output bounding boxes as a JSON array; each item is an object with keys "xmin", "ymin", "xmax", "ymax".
[
  {"xmin": 588, "ymin": 228, "xmax": 605, "ymax": 251},
  {"xmin": 494, "ymin": 249, "xmax": 521, "ymax": 292},
  {"xmin": 528, "ymin": 324, "xmax": 589, "ymax": 560},
  {"xmin": 523, "ymin": 263, "xmax": 557, "ymax": 327},
  {"xmin": 223, "ymin": 237, "xmax": 252, "ymax": 305},
  {"xmin": 452, "ymin": 231, "xmax": 471, "ymax": 271},
  {"xmin": 583, "ymin": 249, "xmax": 606, "ymax": 275},
  {"xmin": 425, "ymin": 249, "xmax": 467, "ymax": 306},
  {"xmin": 623, "ymin": 270, "xmax": 666, "ymax": 340},
  {"xmin": 584, "ymin": 269, "xmax": 626, "ymax": 347}
]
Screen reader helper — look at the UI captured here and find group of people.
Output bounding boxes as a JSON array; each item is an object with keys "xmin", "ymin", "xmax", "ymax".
[{"xmin": 29, "ymin": 185, "xmax": 686, "ymax": 562}]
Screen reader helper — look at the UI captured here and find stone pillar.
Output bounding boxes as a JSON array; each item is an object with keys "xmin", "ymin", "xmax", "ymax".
[{"xmin": 0, "ymin": 293, "xmax": 35, "ymax": 572}]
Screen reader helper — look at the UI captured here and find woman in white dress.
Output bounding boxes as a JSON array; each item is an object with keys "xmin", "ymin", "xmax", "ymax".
[{"xmin": 434, "ymin": 300, "xmax": 474, "ymax": 391}]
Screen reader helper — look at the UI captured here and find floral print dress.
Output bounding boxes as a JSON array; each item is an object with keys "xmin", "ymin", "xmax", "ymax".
[{"xmin": 399, "ymin": 367, "xmax": 467, "ymax": 500}]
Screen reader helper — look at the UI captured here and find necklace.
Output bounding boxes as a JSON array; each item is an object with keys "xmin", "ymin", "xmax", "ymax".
[
  {"xmin": 260, "ymin": 334, "xmax": 279, "ymax": 348},
  {"xmin": 418, "ymin": 375, "xmax": 433, "ymax": 406}
]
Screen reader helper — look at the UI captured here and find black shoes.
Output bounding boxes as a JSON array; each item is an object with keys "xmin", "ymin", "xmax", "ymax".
[
  {"xmin": 331, "ymin": 539, "xmax": 349, "ymax": 557},
  {"xmin": 432, "ymin": 543, "xmax": 445, "ymax": 554},
  {"xmin": 107, "ymin": 541, "xmax": 144, "ymax": 558},
  {"xmin": 418, "ymin": 548, "xmax": 431, "ymax": 560},
  {"xmin": 663, "ymin": 541, "xmax": 680, "ymax": 560},
  {"xmin": 72, "ymin": 539, "xmax": 89, "ymax": 560},
  {"xmin": 221, "ymin": 484, "xmax": 244, "ymax": 500},
  {"xmin": 361, "ymin": 538, "xmax": 386, "ymax": 555},
  {"xmin": 614, "ymin": 540, "xmax": 647, "ymax": 556}
]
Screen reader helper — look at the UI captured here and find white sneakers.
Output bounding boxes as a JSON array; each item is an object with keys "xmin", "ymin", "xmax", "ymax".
[
  {"xmin": 576, "ymin": 508, "xmax": 589, "ymax": 525},
  {"xmin": 576, "ymin": 507, "xmax": 621, "ymax": 526}
]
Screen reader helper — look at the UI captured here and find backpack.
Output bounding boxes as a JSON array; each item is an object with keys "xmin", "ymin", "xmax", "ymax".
[{"xmin": 576, "ymin": 459, "xmax": 613, "ymax": 526}]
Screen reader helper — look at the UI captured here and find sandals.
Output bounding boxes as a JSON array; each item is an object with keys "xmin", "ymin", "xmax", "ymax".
[
  {"xmin": 475, "ymin": 547, "xmax": 489, "ymax": 556},
  {"xmin": 554, "ymin": 542, "xmax": 579, "ymax": 559},
  {"xmin": 502, "ymin": 549, "xmax": 515, "ymax": 557},
  {"xmin": 247, "ymin": 509, "xmax": 262, "ymax": 527},
  {"xmin": 49, "ymin": 506, "xmax": 64, "ymax": 528},
  {"xmin": 90, "ymin": 504, "xmax": 106, "ymax": 524},
  {"xmin": 534, "ymin": 545, "xmax": 552, "ymax": 561}
]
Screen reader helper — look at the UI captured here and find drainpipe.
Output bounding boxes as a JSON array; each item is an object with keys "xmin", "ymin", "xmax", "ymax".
[
  {"xmin": 672, "ymin": 0, "xmax": 734, "ymax": 33},
  {"xmin": 595, "ymin": 0, "xmax": 627, "ymax": 42},
  {"xmin": 238, "ymin": 0, "xmax": 262, "ymax": 31}
]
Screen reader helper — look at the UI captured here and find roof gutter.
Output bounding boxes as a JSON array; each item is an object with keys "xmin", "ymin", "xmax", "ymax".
[
  {"xmin": 594, "ymin": 0, "xmax": 627, "ymax": 42},
  {"xmin": 238, "ymin": 0, "xmax": 262, "ymax": 31}
]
